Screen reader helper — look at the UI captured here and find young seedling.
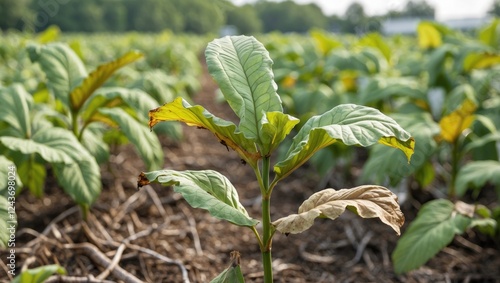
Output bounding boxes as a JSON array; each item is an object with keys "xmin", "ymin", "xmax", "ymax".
[{"xmin": 138, "ymin": 36, "xmax": 415, "ymax": 282}]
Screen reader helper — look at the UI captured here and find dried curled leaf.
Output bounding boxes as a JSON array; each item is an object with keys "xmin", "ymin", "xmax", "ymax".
[{"xmin": 272, "ymin": 185, "xmax": 404, "ymax": 235}]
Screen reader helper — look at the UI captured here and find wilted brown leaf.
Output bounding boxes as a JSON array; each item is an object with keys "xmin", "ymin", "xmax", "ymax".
[{"xmin": 272, "ymin": 185, "xmax": 404, "ymax": 235}]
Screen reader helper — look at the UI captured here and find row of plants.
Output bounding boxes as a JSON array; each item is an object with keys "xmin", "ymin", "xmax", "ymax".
[
  {"xmin": 260, "ymin": 19, "xmax": 500, "ymax": 273},
  {"xmin": 0, "ymin": 29, "xmax": 205, "ymax": 248}
]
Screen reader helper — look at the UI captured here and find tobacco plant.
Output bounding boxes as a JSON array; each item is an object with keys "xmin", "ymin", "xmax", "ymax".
[{"xmin": 138, "ymin": 36, "xmax": 415, "ymax": 282}]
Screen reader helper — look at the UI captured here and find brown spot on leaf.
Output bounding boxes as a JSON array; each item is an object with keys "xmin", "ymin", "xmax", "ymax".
[{"xmin": 137, "ymin": 172, "xmax": 150, "ymax": 188}]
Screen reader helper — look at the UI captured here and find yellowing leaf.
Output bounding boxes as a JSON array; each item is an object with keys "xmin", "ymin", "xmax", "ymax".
[
  {"xmin": 463, "ymin": 52, "xmax": 500, "ymax": 72},
  {"xmin": 310, "ymin": 29, "xmax": 342, "ymax": 56},
  {"xmin": 70, "ymin": 51, "xmax": 143, "ymax": 112},
  {"xmin": 37, "ymin": 25, "xmax": 60, "ymax": 44},
  {"xmin": 272, "ymin": 185, "xmax": 404, "ymax": 235},
  {"xmin": 417, "ymin": 22, "xmax": 442, "ymax": 49},
  {"xmin": 149, "ymin": 97, "xmax": 260, "ymax": 167},
  {"xmin": 260, "ymin": 112, "xmax": 299, "ymax": 156},
  {"xmin": 439, "ymin": 100, "xmax": 477, "ymax": 143}
]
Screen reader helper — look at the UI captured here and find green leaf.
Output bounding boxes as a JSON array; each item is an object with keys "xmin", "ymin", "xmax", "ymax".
[
  {"xmin": 260, "ymin": 112, "xmax": 299, "ymax": 156},
  {"xmin": 479, "ymin": 19, "xmax": 499, "ymax": 49},
  {"xmin": 392, "ymin": 199, "xmax": 472, "ymax": 274},
  {"xmin": 0, "ymin": 195, "xmax": 16, "ymax": 248},
  {"xmin": 12, "ymin": 264, "xmax": 66, "ymax": 283},
  {"xmin": 358, "ymin": 33, "xmax": 392, "ymax": 62},
  {"xmin": 210, "ymin": 251, "xmax": 245, "ymax": 283},
  {"xmin": 27, "ymin": 43, "xmax": 87, "ymax": 106},
  {"xmin": 205, "ymin": 36, "xmax": 283, "ymax": 144},
  {"xmin": 98, "ymin": 107, "xmax": 163, "ymax": 170},
  {"xmin": 463, "ymin": 52, "xmax": 500, "ymax": 72},
  {"xmin": 0, "ymin": 135, "xmax": 74, "ymax": 165},
  {"xmin": 272, "ymin": 185, "xmax": 404, "ymax": 235},
  {"xmin": 274, "ymin": 104, "xmax": 415, "ymax": 181},
  {"xmin": 149, "ymin": 97, "xmax": 260, "ymax": 167},
  {"xmin": 18, "ymin": 159, "xmax": 46, "ymax": 197},
  {"xmin": 80, "ymin": 124, "xmax": 110, "ymax": 165},
  {"xmin": 53, "ymin": 157, "xmax": 101, "ymax": 206},
  {"xmin": 0, "ymin": 84, "xmax": 33, "ymax": 138},
  {"xmin": 70, "ymin": 51, "xmax": 143, "ymax": 112},
  {"xmin": 138, "ymin": 170, "xmax": 258, "ymax": 227},
  {"xmin": 455, "ymin": 161, "xmax": 500, "ymax": 197},
  {"xmin": 81, "ymin": 87, "xmax": 158, "ymax": 124},
  {"xmin": 38, "ymin": 129, "xmax": 102, "ymax": 206},
  {"xmin": 358, "ymin": 77, "xmax": 427, "ymax": 105}
]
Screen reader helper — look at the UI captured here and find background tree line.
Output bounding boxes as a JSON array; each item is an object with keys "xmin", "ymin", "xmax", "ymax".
[{"xmin": 1, "ymin": 0, "xmax": 496, "ymax": 34}]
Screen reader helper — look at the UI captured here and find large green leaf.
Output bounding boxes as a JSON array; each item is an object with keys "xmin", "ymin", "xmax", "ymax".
[
  {"xmin": 12, "ymin": 264, "xmax": 66, "ymax": 283},
  {"xmin": 98, "ymin": 107, "xmax": 163, "ymax": 170},
  {"xmin": 205, "ymin": 36, "xmax": 283, "ymax": 143},
  {"xmin": 0, "ymin": 135, "xmax": 74, "ymax": 164},
  {"xmin": 70, "ymin": 51, "xmax": 143, "ymax": 112},
  {"xmin": 274, "ymin": 104, "xmax": 415, "ymax": 181},
  {"xmin": 27, "ymin": 43, "xmax": 87, "ymax": 106},
  {"xmin": 0, "ymin": 85, "xmax": 33, "ymax": 138},
  {"xmin": 149, "ymin": 97, "xmax": 260, "ymax": 167},
  {"xmin": 273, "ymin": 185, "xmax": 404, "ymax": 235},
  {"xmin": 455, "ymin": 161, "xmax": 500, "ymax": 197},
  {"xmin": 38, "ymin": 128, "xmax": 101, "ymax": 205},
  {"xmin": 392, "ymin": 199, "xmax": 472, "ymax": 274},
  {"xmin": 260, "ymin": 111, "xmax": 299, "ymax": 156},
  {"xmin": 53, "ymin": 157, "xmax": 101, "ymax": 206},
  {"xmin": 138, "ymin": 170, "xmax": 258, "ymax": 227},
  {"xmin": 0, "ymin": 128, "xmax": 101, "ymax": 205}
]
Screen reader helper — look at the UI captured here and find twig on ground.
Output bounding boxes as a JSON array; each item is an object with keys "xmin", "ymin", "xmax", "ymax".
[
  {"xmin": 45, "ymin": 275, "xmax": 115, "ymax": 283},
  {"xmin": 20, "ymin": 256, "xmax": 37, "ymax": 272},
  {"xmin": 127, "ymin": 243, "xmax": 190, "ymax": 283},
  {"xmin": 145, "ymin": 186, "xmax": 167, "ymax": 218},
  {"xmin": 299, "ymin": 242, "xmax": 335, "ymax": 264},
  {"xmin": 346, "ymin": 231, "xmax": 374, "ymax": 267},
  {"xmin": 42, "ymin": 206, "xmax": 80, "ymax": 236},
  {"xmin": 63, "ymin": 242, "xmax": 143, "ymax": 283},
  {"xmin": 179, "ymin": 204, "xmax": 203, "ymax": 256},
  {"xmin": 455, "ymin": 235, "xmax": 482, "ymax": 253},
  {"xmin": 113, "ymin": 189, "xmax": 148, "ymax": 224}
]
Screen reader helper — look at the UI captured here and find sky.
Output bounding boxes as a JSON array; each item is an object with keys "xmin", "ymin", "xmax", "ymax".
[{"xmin": 232, "ymin": 0, "xmax": 495, "ymax": 21}]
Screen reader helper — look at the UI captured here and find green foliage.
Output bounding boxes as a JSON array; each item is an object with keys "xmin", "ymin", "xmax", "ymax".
[
  {"xmin": 392, "ymin": 200, "xmax": 473, "ymax": 274},
  {"xmin": 12, "ymin": 264, "xmax": 66, "ymax": 283},
  {"xmin": 225, "ymin": 4, "xmax": 262, "ymax": 34},
  {"xmin": 28, "ymin": 42, "xmax": 163, "ymax": 170},
  {"xmin": 0, "ymin": 0, "xmax": 33, "ymax": 30},
  {"xmin": 139, "ymin": 35, "xmax": 414, "ymax": 282},
  {"xmin": 254, "ymin": 1, "xmax": 328, "ymax": 33}
]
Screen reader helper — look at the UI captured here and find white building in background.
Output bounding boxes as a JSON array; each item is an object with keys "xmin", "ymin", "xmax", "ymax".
[
  {"xmin": 382, "ymin": 18, "xmax": 421, "ymax": 35},
  {"xmin": 382, "ymin": 17, "xmax": 493, "ymax": 35}
]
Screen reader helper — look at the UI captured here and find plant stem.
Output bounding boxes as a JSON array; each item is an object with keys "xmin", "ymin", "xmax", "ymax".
[
  {"xmin": 71, "ymin": 111, "xmax": 80, "ymax": 139},
  {"xmin": 449, "ymin": 140, "xmax": 459, "ymax": 198},
  {"xmin": 260, "ymin": 156, "xmax": 273, "ymax": 283}
]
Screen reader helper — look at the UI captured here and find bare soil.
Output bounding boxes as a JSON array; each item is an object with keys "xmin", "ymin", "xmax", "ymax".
[{"xmin": 1, "ymin": 60, "xmax": 499, "ymax": 283}]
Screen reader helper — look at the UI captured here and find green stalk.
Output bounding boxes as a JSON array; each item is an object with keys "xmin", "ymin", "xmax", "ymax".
[
  {"xmin": 449, "ymin": 140, "xmax": 460, "ymax": 198},
  {"xmin": 71, "ymin": 111, "xmax": 80, "ymax": 139},
  {"xmin": 260, "ymin": 156, "xmax": 273, "ymax": 283}
]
